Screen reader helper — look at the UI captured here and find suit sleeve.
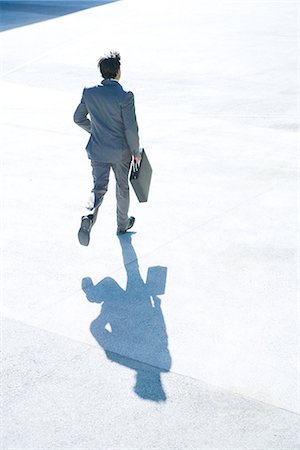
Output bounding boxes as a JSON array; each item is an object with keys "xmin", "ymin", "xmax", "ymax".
[
  {"xmin": 121, "ymin": 91, "xmax": 140, "ymax": 156},
  {"xmin": 73, "ymin": 89, "xmax": 92, "ymax": 133}
]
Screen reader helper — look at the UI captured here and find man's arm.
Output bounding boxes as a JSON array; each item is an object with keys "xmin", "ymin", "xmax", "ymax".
[
  {"xmin": 121, "ymin": 91, "xmax": 140, "ymax": 160},
  {"xmin": 73, "ymin": 89, "xmax": 91, "ymax": 133}
]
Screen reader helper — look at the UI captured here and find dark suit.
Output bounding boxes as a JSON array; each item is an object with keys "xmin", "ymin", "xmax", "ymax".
[{"xmin": 74, "ymin": 79, "xmax": 140, "ymax": 228}]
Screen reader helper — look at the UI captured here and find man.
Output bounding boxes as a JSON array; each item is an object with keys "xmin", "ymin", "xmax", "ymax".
[{"xmin": 74, "ymin": 51, "xmax": 141, "ymax": 246}]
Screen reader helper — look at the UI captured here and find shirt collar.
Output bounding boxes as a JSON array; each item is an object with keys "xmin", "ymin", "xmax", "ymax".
[{"xmin": 101, "ymin": 79, "xmax": 120, "ymax": 86}]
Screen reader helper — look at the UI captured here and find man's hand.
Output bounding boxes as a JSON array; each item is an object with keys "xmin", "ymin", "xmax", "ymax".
[{"xmin": 133, "ymin": 153, "xmax": 142, "ymax": 164}]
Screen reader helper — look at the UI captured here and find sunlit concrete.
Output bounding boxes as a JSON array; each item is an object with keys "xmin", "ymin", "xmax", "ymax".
[{"xmin": 1, "ymin": 0, "xmax": 299, "ymax": 448}]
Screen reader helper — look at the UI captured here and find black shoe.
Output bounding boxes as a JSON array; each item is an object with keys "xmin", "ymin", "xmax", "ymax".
[
  {"xmin": 117, "ymin": 216, "xmax": 135, "ymax": 235},
  {"xmin": 78, "ymin": 215, "xmax": 93, "ymax": 246}
]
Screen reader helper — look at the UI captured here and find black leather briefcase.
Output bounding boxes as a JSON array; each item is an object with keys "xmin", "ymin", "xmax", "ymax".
[{"xmin": 130, "ymin": 149, "xmax": 152, "ymax": 202}]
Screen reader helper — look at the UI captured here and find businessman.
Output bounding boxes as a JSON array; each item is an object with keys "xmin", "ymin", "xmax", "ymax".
[{"xmin": 74, "ymin": 51, "xmax": 141, "ymax": 246}]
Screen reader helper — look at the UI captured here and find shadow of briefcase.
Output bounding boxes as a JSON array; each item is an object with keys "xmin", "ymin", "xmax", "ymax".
[
  {"xmin": 146, "ymin": 266, "xmax": 168, "ymax": 296},
  {"xmin": 130, "ymin": 149, "xmax": 152, "ymax": 202}
]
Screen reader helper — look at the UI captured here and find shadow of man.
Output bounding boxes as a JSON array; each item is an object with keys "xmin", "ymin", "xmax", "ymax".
[{"xmin": 82, "ymin": 233, "xmax": 171, "ymax": 402}]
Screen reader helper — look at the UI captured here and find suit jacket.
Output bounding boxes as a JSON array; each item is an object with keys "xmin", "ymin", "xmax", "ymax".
[{"xmin": 74, "ymin": 79, "xmax": 140, "ymax": 163}]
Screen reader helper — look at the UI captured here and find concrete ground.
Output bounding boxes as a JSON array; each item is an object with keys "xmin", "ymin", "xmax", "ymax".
[{"xmin": 1, "ymin": 0, "xmax": 299, "ymax": 449}]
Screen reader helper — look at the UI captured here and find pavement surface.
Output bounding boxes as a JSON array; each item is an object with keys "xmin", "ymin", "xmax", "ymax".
[{"xmin": 1, "ymin": 0, "xmax": 299, "ymax": 449}]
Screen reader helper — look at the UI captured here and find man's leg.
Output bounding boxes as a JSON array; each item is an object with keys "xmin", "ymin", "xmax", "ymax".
[
  {"xmin": 112, "ymin": 158, "xmax": 133, "ymax": 232},
  {"xmin": 78, "ymin": 161, "xmax": 110, "ymax": 245},
  {"xmin": 91, "ymin": 160, "xmax": 111, "ymax": 213}
]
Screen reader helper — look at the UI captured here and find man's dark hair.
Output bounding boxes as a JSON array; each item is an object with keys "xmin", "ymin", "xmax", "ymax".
[{"xmin": 97, "ymin": 51, "xmax": 121, "ymax": 79}]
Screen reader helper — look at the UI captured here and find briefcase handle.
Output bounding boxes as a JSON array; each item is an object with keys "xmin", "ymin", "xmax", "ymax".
[{"xmin": 132, "ymin": 148, "xmax": 144, "ymax": 174}]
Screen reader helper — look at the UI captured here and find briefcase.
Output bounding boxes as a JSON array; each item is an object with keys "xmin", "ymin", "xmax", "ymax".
[{"xmin": 130, "ymin": 149, "xmax": 152, "ymax": 202}]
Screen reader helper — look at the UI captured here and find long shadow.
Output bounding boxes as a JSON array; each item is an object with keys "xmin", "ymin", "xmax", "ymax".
[
  {"xmin": 0, "ymin": 1, "xmax": 120, "ymax": 32},
  {"xmin": 82, "ymin": 233, "xmax": 171, "ymax": 402}
]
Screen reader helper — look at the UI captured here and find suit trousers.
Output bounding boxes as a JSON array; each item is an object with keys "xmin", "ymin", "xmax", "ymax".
[{"xmin": 87, "ymin": 157, "xmax": 132, "ymax": 229}]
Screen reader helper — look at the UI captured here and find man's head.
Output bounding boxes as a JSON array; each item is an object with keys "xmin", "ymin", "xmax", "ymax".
[{"xmin": 98, "ymin": 51, "xmax": 121, "ymax": 80}]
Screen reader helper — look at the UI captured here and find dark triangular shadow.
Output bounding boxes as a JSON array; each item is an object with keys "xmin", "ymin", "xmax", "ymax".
[
  {"xmin": 0, "ymin": 1, "xmax": 121, "ymax": 32},
  {"xmin": 82, "ymin": 232, "xmax": 171, "ymax": 402}
]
